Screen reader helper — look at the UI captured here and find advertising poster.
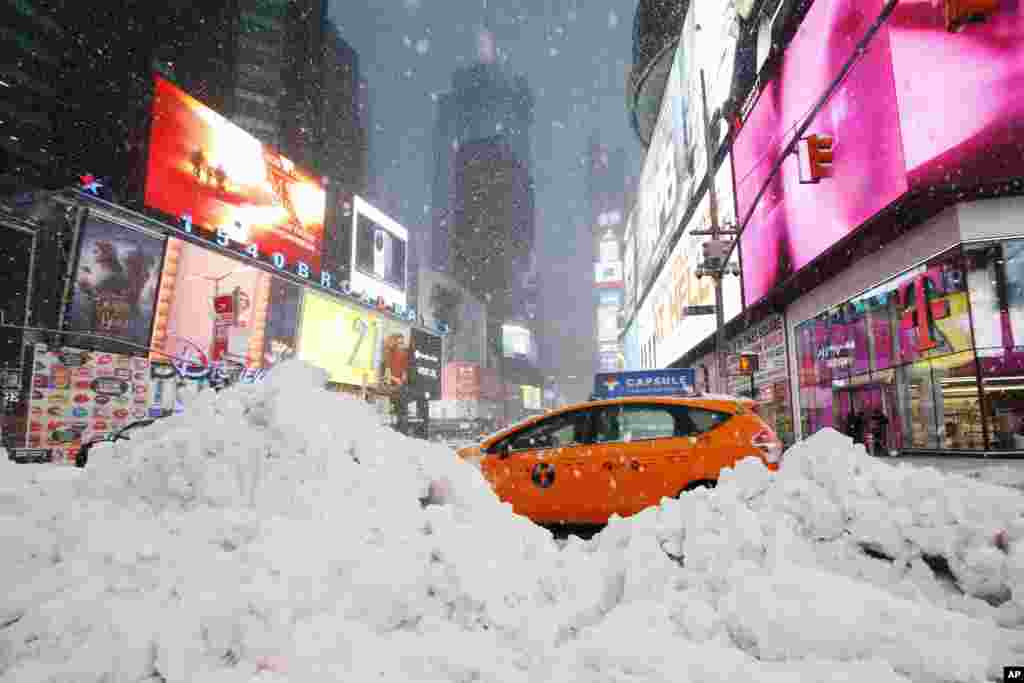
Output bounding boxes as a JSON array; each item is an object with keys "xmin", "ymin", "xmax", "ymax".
[
  {"xmin": 735, "ymin": 0, "xmax": 909, "ymax": 307},
  {"xmin": 298, "ymin": 289, "xmax": 382, "ymax": 387},
  {"xmin": 888, "ymin": 2, "xmax": 1024, "ymax": 189},
  {"xmin": 501, "ymin": 323, "xmax": 537, "ymax": 365},
  {"xmin": 521, "ymin": 385, "xmax": 542, "ymax": 411},
  {"xmin": 409, "ymin": 328, "xmax": 442, "ymax": 399},
  {"xmin": 649, "ymin": 161, "xmax": 742, "ymax": 366},
  {"xmin": 443, "ymin": 362, "xmax": 481, "ymax": 401},
  {"xmin": 594, "ymin": 261, "xmax": 624, "ymax": 287},
  {"xmin": 27, "ymin": 344, "xmax": 151, "ymax": 463},
  {"xmin": 379, "ymin": 318, "xmax": 411, "ymax": 388},
  {"xmin": 350, "ymin": 196, "xmax": 408, "ymax": 310},
  {"xmin": 66, "ymin": 217, "xmax": 164, "ymax": 352},
  {"xmin": 144, "ymin": 76, "xmax": 326, "ymax": 273},
  {"xmin": 153, "ymin": 239, "xmax": 263, "ymax": 369},
  {"xmin": 262, "ymin": 277, "xmax": 304, "ymax": 367}
]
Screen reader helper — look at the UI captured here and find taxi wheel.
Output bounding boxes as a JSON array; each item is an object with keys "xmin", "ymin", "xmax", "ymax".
[{"xmin": 676, "ymin": 479, "xmax": 716, "ymax": 497}]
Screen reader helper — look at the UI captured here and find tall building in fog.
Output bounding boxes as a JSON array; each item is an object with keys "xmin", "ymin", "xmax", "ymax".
[
  {"xmin": 429, "ymin": 30, "xmax": 540, "ymax": 409},
  {"xmin": 586, "ymin": 133, "xmax": 630, "ymax": 374}
]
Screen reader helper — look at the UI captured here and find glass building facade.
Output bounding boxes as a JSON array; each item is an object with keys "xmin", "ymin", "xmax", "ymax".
[{"xmin": 796, "ymin": 239, "xmax": 1024, "ymax": 454}]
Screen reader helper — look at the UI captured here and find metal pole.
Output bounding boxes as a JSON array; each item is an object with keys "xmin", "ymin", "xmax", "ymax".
[{"xmin": 701, "ymin": 69, "xmax": 727, "ymax": 394}]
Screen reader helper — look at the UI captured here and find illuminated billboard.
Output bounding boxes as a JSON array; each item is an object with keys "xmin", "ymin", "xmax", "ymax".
[
  {"xmin": 735, "ymin": 0, "xmax": 907, "ymax": 307},
  {"xmin": 888, "ymin": 3, "xmax": 1024, "ymax": 189},
  {"xmin": 66, "ymin": 217, "xmax": 165, "ymax": 353},
  {"xmin": 443, "ymin": 361, "xmax": 481, "ymax": 401},
  {"xmin": 630, "ymin": 1, "xmax": 740, "ymax": 299},
  {"xmin": 150, "ymin": 239, "xmax": 268, "ymax": 369},
  {"xmin": 296, "ymin": 288, "xmax": 410, "ymax": 389},
  {"xmin": 594, "ymin": 261, "xmax": 624, "ymax": 287},
  {"xmin": 502, "ymin": 323, "xmax": 538, "ymax": 365},
  {"xmin": 350, "ymin": 196, "xmax": 408, "ymax": 310},
  {"xmin": 144, "ymin": 75, "xmax": 327, "ymax": 276},
  {"xmin": 736, "ymin": 1, "xmax": 1024, "ymax": 307},
  {"xmin": 298, "ymin": 289, "xmax": 381, "ymax": 387},
  {"xmin": 648, "ymin": 161, "xmax": 742, "ymax": 366},
  {"xmin": 409, "ymin": 328, "xmax": 443, "ymax": 399}
]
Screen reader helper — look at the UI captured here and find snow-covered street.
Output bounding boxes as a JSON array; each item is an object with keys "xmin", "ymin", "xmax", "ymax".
[{"xmin": 3, "ymin": 362, "xmax": 1024, "ymax": 682}]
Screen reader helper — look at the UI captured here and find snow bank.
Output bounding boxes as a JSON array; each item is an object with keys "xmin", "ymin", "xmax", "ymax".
[{"xmin": 2, "ymin": 361, "xmax": 1024, "ymax": 682}]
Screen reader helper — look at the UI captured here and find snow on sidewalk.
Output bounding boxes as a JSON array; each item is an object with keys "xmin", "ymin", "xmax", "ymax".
[{"xmin": 2, "ymin": 360, "xmax": 1024, "ymax": 682}]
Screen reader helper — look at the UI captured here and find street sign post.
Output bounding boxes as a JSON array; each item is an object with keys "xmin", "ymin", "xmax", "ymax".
[{"xmin": 684, "ymin": 305, "xmax": 717, "ymax": 316}]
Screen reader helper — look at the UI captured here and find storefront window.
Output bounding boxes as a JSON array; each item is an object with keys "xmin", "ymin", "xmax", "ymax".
[
  {"xmin": 977, "ymin": 345, "xmax": 1024, "ymax": 451},
  {"xmin": 796, "ymin": 247, "xmax": 985, "ymax": 453}
]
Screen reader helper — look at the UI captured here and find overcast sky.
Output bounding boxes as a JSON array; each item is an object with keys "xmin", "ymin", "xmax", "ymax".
[{"xmin": 328, "ymin": 0, "xmax": 643, "ymax": 376}]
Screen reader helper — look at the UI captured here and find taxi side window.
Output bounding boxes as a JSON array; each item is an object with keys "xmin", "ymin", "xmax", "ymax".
[
  {"xmin": 686, "ymin": 407, "xmax": 732, "ymax": 433},
  {"xmin": 507, "ymin": 411, "xmax": 588, "ymax": 452},
  {"xmin": 594, "ymin": 404, "xmax": 682, "ymax": 442}
]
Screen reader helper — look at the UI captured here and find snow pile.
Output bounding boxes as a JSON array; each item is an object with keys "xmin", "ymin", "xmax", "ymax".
[{"xmin": 2, "ymin": 361, "xmax": 1024, "ymax": 682}]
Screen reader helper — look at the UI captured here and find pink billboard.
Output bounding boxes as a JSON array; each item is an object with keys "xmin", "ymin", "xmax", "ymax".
[
  {"xmin": 888, "ymin": 1, "xmax": 1024, "ymax": 189},
  {"xmin": 735, "ymin": 0, "xmax": 908, "ymax": 306},
  {"xmin": 736, "ymin": 0, "xmax": 1024, "ymax": 307}
]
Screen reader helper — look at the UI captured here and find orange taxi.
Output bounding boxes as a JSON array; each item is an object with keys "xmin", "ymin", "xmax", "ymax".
[{"xmin": 457, "ymin": 390, "xmax": 782, "ymax": 525}]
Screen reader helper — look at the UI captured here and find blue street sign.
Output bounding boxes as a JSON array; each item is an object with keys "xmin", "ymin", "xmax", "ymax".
[{"xmin": 593, "ymin": 368, "xmax": 697, "ymax": 399}]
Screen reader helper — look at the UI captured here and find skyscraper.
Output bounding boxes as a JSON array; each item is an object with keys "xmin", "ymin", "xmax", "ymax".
[{"xmin": 429, "ymin": 30, "xmax": 539, "ymax": 414}]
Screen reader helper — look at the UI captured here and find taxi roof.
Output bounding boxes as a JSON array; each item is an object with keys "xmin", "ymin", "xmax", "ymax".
[{"xmin": 479, "ymin": 392, "xmax": 755, "ymax": 450}]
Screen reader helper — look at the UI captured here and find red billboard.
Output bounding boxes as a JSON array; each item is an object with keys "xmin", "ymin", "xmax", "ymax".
[
  {"xmin": 144, "ymin": 76, "xmax": 326, "ymax": 274},
  {"xmin": 735, "ymin": 1, "xmax": 1024, "ymax": 307}
]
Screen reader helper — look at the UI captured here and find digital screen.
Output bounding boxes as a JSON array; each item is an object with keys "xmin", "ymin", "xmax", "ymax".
[
  {"xmin": 299, "ymin": 286, "xmax": 389, "ymax": 387},
  {"xmin": 502, "ymin": 323, "xmax": 537, "ymax": 364},
  {"xmin": 356, "ymin": 213, "xmax": 406, "ymax": 289},
  {"xmin": 152, "ymin": 239, "xmax": 264, "ymax": 368},
  {"xmin": 409, "ymin": 328, "xmax": 442, "ymax": 399},
  {"xmin": 888, "ymin": 2, "xmax": 1024, "ymax": 189},
  {"xmin": 66, "ymin": 217, "xmax": 165, "ymax": 353},
  {"xmin": 350, "ymin": 196, "xmax": 408, "ymax": 309},
  {"xmin": 734, "ymin": 0, "xmax": 908, "ymax": 307},
  {"xmin": 144, "ymin": 76, "xmax": 326, "ymax": 274},
  {"xmin": 648, "ymin": 163, "xmax": 741, "ymax": 365}
]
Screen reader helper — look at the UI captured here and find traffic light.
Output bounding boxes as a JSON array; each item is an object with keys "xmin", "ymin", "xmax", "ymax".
[
  {"xmin": 737, "ymin": 354, "xmax": 759, "ymax": 375},
  {"xmin": 944, "ymin": 0, "xmax": 999, "ymax": 32},
  {"xmin": 800, "ymin": 134, "xmax": 834, "ymax": 183}
]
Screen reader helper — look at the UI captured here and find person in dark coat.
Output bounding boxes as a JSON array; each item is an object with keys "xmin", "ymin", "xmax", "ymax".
[
  {"xmin": 845, "ymin": 409, "xmax": 864, "ymax": 443},
  {"xmin": 871, "ymin": 408, "xmax": 890, "ymax": 455}
]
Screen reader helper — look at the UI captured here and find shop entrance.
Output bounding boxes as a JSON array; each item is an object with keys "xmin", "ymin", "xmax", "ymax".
[{"xmin": 834, "ymin": 384, "xmax": 900, "ymax": 456}]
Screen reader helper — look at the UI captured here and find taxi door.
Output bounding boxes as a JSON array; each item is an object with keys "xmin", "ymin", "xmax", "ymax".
[
  {"xmin": 590, "ymin": 403, "xmax": 698, "ymax": 519},
  {"xmin": 481, "ymin": 409, "xmax": 593, "ymax": 523}
]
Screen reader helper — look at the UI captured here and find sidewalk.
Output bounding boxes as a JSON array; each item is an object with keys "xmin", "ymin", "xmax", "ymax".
[{"xmin": 876, "ymin": 454, "xmax": 1024, "ymax": 491}]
